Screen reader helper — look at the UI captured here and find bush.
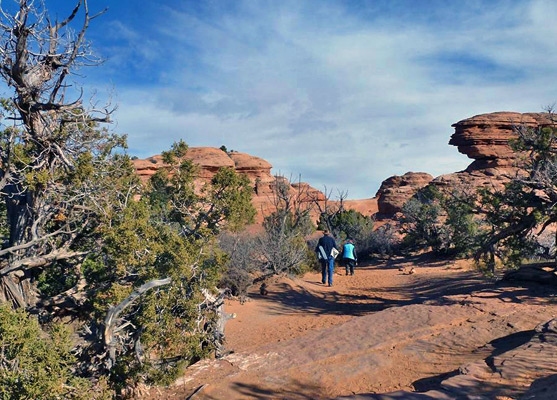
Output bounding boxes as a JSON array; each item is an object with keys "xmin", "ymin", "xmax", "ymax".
[
  {"xmin": 0, "ymin": 305, "xmax": 112, "ymax": 400},
  {"xmin": 400, "ymin": 186, "xmax": 480, "ymax": 257},
  {"xmin": 218, "ymin": 232, "xmax": 260, "ymax": 298},
  {"xmin": 365, "ymin": 223, "xmax": 399, "ymax": 257},
  {"xmin": 318, "ymin": 209, "xmax": 375, "ymax": 257},
  {"xmin": 218, "ymin": 194, "xmax": 317, "ymax": 299}
]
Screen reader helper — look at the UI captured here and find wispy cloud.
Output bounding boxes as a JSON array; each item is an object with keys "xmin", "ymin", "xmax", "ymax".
[{"xmin": 95, "ymin": 0, "xmax": 557, "ymax": 198}]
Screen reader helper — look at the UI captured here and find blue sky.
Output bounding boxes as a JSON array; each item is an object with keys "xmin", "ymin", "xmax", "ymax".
[{"xmin": 11, "ymin": 0, "xmax": 557, "ymax": 198}]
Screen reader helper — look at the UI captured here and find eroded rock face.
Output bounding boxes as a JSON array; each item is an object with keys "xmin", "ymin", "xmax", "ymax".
[
  {"xmin": 375, "ymin": 172, "xmax": 434, "ymax": 216},
  {"xmin": 431, "ymin": 111, "xmax": 554, "ymax": 193},
  {"xmin": 134, "ymin": 147, "xmax": 236, "ymax": 182},
  {"xmin": 371, "ymin": 112, "xmax": 556, "ymax": 219},
  {"xmin": 132, "ymin": 147, "xmax": 324, "ymax": 223},
  {"xmin": 449, "ymin": 111, "xmax": 553, "ymax": 169}
]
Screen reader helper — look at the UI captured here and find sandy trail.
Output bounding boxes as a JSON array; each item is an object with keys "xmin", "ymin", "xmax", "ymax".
[
  {"xmin": 225, "ymin": 259, "xmax": 484, "ymax": 353},
  {"xmin": 145, "ymin": 258, "xmax": 557, "ymax": 399}
]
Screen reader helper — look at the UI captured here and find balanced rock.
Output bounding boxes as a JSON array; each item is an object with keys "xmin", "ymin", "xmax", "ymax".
[
  {"xmin": 432, "ymin": 111, "xmax": 555, "ymax": 193},
  {"xmin": 449, "ymin": 112, "xmax": 554, "ymax": 170}
]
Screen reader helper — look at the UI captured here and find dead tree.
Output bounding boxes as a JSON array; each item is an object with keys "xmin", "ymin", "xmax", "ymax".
[
  {"xmin": 258, "ymin": 175, "xmax": 314, "ymax": 276},
  {"xmin": 310, "ymin": 185, "xmax": 348, "ymax": 237},
  {"xmin": 0, "ymin": 0, "xmax": 116, "ymax": 308}
]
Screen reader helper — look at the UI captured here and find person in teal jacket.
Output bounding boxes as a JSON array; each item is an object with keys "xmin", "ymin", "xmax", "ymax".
[{"xmin": 342, "ymin": 239, "xmax": 357, "ymax": 276}]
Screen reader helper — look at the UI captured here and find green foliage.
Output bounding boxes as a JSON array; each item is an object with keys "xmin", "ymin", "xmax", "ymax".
[
  {"xmin": 401, "ymin": 186, "xmax": 481, "ymax": 256},
  {"xmin": 469, "ymin": 121, "xmax": 557, "ymax": 271},
  {"xmin": 443, "ymin": 191, "xmax": 480, "ymax": 256},
  {"xmin": 0, "ymin": 2, "xmax": 259, "ymax": 395},
  {"xmin": 82, "ymin": 142, "xmax": 256, "ymax": 388},
  {"xmin": 0, "ymin": 305, "xmax": 112, "ymax": 400},
  {"xmin": 317, "ymin": 209, "xmax": 374, "ymax": 256},
  {"xmin": 401, "ymin": 187, "xmax": 444, "ymax": 253},
  {"xmin": 37, "ymin": 262, "xmax": 80, "ymax": 298}
]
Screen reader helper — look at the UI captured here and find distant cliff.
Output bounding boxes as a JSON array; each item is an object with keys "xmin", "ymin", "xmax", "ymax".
[{"xmin": 132, "ymin": 147, "xmax": 325, "ymax": 223}]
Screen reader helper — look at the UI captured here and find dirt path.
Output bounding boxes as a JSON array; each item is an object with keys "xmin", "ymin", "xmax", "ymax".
[
  {"xmin": 225, "ymin": 259, "xmax": 485, "ymax": 353},
  {"xmin": 145, "ymin": 259, "xmax": 557, "ymax": 399}
]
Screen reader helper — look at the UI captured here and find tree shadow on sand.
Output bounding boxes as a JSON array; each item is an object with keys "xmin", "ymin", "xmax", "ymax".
[
  {"xmin": 201, "ymin": 379, "xmax": 327, "ymax": 400},
  {"xmin": 258, "ymin": 263, "xmax": 557, "ymax": 317},
  {"xmin": 259, "ymin": 269, "xmax": 493, "ymax": 317}
]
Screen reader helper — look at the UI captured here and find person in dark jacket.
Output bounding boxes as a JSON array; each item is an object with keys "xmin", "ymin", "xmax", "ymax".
[
  {"xmin": 315, "ymin": 230, "xmax": 338, "ymax": 286},
  {"xmin": 342, "ymin": 239, "xmax": 357, "ymax": 276}
]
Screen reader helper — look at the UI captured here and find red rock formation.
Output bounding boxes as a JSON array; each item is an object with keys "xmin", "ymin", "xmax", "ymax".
[
  {"xmin": 369, "ymin": 112, "xmax": 556, "ymax": 219},
  {"xmin": 432, "ymin": 111, "xmax": 554, "ymax": 192},
  {"xmin": 375, "ymin": 172, "xmax": 434, "ymax": 216},
  {"xmin": 449, "ymin": 112, "xmax": 553, "ymax": 170},
  {"xmin": 132, "ymin": 148, "xmax": 325, "ymax": 223},
  {"xmin": 133, "ymin": 147, "xmax": 236, "ymax": 182}
]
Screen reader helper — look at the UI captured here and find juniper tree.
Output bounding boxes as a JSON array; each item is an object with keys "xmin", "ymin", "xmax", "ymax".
[
  {"xmin": 0, "ymin": 1, "xmax": 257, "ymax": 394},
  {"xmin": 474, "ymin": 114, "xmax": 557, "ymax": 271}
]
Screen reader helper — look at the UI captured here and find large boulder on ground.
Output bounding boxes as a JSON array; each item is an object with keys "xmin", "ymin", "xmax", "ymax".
[{"xmin": 375, "ymin": 172, "xmax": 433, "ymax": 216}]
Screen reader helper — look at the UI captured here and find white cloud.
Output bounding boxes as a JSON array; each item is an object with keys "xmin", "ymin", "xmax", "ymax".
[{"xmin": 112, "ymin": 0, "xmax": 557, "ymax": 198}]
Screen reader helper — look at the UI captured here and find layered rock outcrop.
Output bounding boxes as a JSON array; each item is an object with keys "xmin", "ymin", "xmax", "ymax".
[
  {"xmin": 375, "ymin": 172, "xmax": 433, "ymax": 216},
  {"xmin": 132, "ymin": 147, "xmax": 324, "ymax": 223},
  {"xmin": 449, "ymin": 111, "xmax": 553, "ymax": 170},
  {"xmin": 434, "ymin": 111, "xmax": 554, "ymax": 190},
  {"xmin": 374, "ymin": 111, "xmax": 555, "ymax": 218}
]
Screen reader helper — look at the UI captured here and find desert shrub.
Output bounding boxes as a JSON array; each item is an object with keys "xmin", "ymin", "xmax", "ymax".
[
  {"xmin": 400, "ymin": 186, "xmax": 480, "ymax": 256},
  {"xmin": 400, "ymin": 189, "xmax": 445, "ymax": 253},
  {"xmin": 318, "ymin": 209, "xmax": 374, "ymax": 243},
  {"xmin": 0, "ymin": 305, "xmax": 112, "ymax": 400},
  {"xmin": 260, "ymin": 206, "xmax": 315, "ymax": 275},
  {"xmin": 218, "ymin": 232, "xmax": 260, "ymax": 298},
  {"xmin": 218, "ymin": 177, "xmax": 318, "ymax": 297},
  {"xmin": 317, "ymin": 209, "xmax": 376, "ymax": 261},
  {"xmin": 366, "ymin": 223, "xmax": 399, "ymax": 257}
]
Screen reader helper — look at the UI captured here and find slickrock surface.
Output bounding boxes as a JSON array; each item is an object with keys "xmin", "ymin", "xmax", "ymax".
[
  {"xmin": 375, "ymin": 172, "xmax": 433, "ymax": 216},
  {"xmin": 145, "ymin": 260, "xmax": 557, "ymax": 400},
  {"xmin": 337, "ymin": 318, "xmax": 557, "ymax": 399}
]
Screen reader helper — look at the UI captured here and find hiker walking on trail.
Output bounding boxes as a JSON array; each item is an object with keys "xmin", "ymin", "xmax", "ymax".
[
  {"xmin": 342, "ymin": 239, "xmax": 358, "ymax": 276},
  {"xmin": 316, "ymin": 230, "xmax": 338, "ymax": 287}
]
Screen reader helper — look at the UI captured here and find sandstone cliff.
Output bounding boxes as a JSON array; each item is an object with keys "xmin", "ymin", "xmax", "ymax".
[
  {"xmin": 132, "ymin": 147, "xmax": 324, "ymax": 223},
  {"xmin": 374, "ymin": 111, "xmax": 555, "ymax": 218}
]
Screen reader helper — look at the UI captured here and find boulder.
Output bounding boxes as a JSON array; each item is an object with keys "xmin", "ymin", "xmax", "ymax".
[{"xmin": 375, "ymin": 172, "xmax": 434, "ymax": 216}]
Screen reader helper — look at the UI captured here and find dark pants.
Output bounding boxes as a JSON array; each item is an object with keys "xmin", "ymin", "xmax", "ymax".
[
  {"xmin": 320, "ymin": 256, "xmax": 335, "ymax": 285},
  {"xmin": 344, "ymin": 258, "xmax": 356, "ymax": 275}
]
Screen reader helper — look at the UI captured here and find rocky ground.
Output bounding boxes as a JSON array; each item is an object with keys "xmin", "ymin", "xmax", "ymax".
[{"xmin": 143, "ymin": 258, "xmax": 557, "ymax": 399}]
